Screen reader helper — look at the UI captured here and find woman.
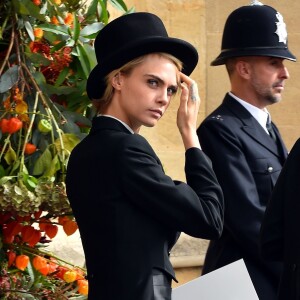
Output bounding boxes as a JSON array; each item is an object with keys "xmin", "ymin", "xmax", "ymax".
[
  {"xmin": 66, "ymin": 12, "xmax": 224, "ymax": 300},
  {"xmin": 260, "ymin": 138, "xmax": 300, "ymax": 300}
]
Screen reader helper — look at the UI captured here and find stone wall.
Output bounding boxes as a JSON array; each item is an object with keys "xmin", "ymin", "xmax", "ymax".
[{"xmin": 51, "ymin": 0, "xmax": 300, "ymax": 287}]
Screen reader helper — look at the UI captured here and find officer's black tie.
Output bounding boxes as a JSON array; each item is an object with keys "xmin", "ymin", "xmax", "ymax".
[{"xmin": 266, "ymin": 115, "xmax": 277, "ymax": 142}]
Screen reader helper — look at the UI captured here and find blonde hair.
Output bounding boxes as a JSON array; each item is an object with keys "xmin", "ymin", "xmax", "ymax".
[{"xmin": 92, "ymin": 53, "xmax": 182, "ymax": 113}]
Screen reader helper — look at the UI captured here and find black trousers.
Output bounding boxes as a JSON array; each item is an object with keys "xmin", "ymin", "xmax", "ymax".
[{"xmin": 152, "ymin": 269, "xmax": 172, "ymax": 300}]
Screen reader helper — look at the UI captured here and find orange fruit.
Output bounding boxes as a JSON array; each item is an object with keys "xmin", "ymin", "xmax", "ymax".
[
  {"xmin": 34, "ymin": 28, "xmax": 43, "ymax": 39},
  {"xmin": 64, "ymin": 13, "xmax": 74, "ymax": 25},
  {"xmin": 55, "ymin": 266, "xmax": 68, "ymax": 280},
  {"xmin": 32, "ymin": 0, "xmax": 41, "ymax": 5},
  {"xmin": 63, "ymin": 270, "xmax": 77, "ymax": 283},
  {"xmin": 15, "ymin": 255, "xmax": 29, "ymax": 271},
  {"xmin": 51, "ymin": 16, "xmax": 59, "ymax": 25},
  {"xmin": 32, "ymin": 255, "xmax": 47, "ymax": 271},
  {"xmin": 77, "ymin": 279, "xmax": 88, "ymax": 295},
  {"xmin": 24, "ymin": 143, "xmax": 37, "ymax": 155},
  {"xmin": 38, "ymin": 264, "xmax": 50, "ymax": 276}
]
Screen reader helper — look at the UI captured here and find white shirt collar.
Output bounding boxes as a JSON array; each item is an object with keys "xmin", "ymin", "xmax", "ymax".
[
  {"xmin": 97, "ymin": 114, "xmax": 134, "ymax": 134},
  {"xmin": 229, "ymin": 92, "xmax": 269, "ymax": 134}
]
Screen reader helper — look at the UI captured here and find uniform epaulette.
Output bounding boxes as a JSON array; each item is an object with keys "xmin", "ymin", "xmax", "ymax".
[{"xmin": 211, "ymin": 115, "xmax": 224, "ymax": 121}]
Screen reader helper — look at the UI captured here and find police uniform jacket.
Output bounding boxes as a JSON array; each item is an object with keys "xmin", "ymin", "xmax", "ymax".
[
  {"xmin": 197, "ymin": 93, "xmax": 287, "ymax": 300},
  {"xmin": 261, "ymin": 138, "xmax": 300, "ymax": 300},
  {"xmin": 66, "ymin": 116, "xmax": 224, "ymax": 300}
]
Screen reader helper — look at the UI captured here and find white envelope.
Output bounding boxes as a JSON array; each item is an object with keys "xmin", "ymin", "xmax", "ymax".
[{"xmin": 172, "ymin": 259, "xmax": 259, "ymax": 300}]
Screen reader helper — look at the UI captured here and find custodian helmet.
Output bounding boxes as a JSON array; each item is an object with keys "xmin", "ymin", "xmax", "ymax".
[{"xmin": 211, "ymin": 1, "xmax": 296, "ymax": 66}]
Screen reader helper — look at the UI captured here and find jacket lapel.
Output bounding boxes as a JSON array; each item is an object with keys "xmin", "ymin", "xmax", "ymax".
[{"xmin": 223, "ymin": 94, "xmax": 287, "ymax": 159}]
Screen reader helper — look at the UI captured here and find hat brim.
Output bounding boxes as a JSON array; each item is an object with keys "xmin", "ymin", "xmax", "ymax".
[
  {"xmin": 211, "ymin": 48, "xmax": 297, "ymax": 66},
  {"xmin": 87, "ymin": 37, "xmax": 198, "ymax": 100}
]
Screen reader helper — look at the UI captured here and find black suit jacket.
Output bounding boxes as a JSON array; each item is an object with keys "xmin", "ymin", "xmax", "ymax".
[
  {"xmin": 66, "ymin": 116, "xmax": 224, "ymax": 300},
  {"xmin": 197, "ymin": 93, "xmax": 288, "ymax": 300},
  {"xmin": 261, "ymin": 138, "xmax": 300, "ymax": 300}
]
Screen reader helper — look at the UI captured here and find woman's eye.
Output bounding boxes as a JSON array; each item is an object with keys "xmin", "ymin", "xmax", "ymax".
[
  {"xmin": 167, "ymin": 87, "xmax": 177, "ymax": 96},
  {"xmin": 148, "ymin": 79, "xmax": 158, "ymax": 87}
]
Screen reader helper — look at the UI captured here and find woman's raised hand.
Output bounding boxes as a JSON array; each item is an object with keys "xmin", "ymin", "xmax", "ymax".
[{"xmin": 177, "ymin": 72, "xmax": 201, "ymax": 150}]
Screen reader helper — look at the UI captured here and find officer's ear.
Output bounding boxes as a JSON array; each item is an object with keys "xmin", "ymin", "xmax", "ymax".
[{"xmin": 236, "ymin": 60, "xmax": 251, "ymax": 79}]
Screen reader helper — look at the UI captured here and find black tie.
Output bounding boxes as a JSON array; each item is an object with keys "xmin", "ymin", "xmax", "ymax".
[{"xmin": 266, "ymin": 115, "xmax": 277, "ymax": 142}]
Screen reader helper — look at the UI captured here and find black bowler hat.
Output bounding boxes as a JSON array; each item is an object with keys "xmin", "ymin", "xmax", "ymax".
[
  {"xmin": 87, "ymin": 12, "xmax": 199, "ymax": 100},
  {"xmin": 211, "ymin": 2, "xmax": 297, "ymax": 66}
]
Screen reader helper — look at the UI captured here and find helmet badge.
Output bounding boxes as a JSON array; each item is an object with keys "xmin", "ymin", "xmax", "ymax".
[
  {"xmin": 250, "ymin": 0, "xmax": 264, "ymax": 5},
  {"xmin": 275, "ymin": 12, "xmax": 288, "ymax": 44}
]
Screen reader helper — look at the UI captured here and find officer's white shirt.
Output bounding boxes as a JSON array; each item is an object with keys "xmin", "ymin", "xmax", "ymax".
[{"xmin": 229, "ymin": 91, "xmax": 270, "ymax": 135}]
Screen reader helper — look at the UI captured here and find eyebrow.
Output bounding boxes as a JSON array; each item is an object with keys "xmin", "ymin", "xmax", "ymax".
[{"xmin": 144, "ymin": 74, "xmax": 178, "ymax": 90}]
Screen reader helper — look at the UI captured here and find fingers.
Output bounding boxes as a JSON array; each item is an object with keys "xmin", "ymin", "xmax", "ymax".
[
  {"xmin": 190, "ymin": 81, "xmax": 200, "ymax": 102},
  {"xmin": 177, "ymin": 72, "xmax": 200, "ymax": 128},
  {"xmin": 177, "ymin": 73, "xmax": 201, "ymax": 150},
  {"xmin": 179, "ymin": 72, "xmax": 200, "ymax": 103}
]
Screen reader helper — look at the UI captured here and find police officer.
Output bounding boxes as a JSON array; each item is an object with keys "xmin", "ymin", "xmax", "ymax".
[{"xmin": 197, "ymin": 1, "xmax": 296, "ymax": 299}]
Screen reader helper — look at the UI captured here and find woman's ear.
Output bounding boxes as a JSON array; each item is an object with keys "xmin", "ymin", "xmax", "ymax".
[{"xmin": 111, "ymin": 72, "xmax": 122, "ymax": 90}]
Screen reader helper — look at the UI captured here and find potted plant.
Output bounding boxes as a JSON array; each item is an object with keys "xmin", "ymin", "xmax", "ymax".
[{"xmin": 0, "ymin": 0, "xmax": 133, "ymax": 298}]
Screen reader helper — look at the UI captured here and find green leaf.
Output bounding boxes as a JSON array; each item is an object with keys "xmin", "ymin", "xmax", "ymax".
[
  {"xmin": 19, "ymin": 172, "xmax": 37, "ymax": 191},
  {"xmin": 85, "ymin": 0, "xmax": 99, "ymax": 21},
  {"xmin": 61, "ymin": 120, "xmax": 81, "ymax": 134},
  {"xmin": 64, "ymin": 84, "xmax": 91, "ymax": 112},
  {"xmin": 0, "ymin": 165, "xmax": 5, "ymax": 178},
  {"xmin": 55, "ymin": 67, "xmax": 70, "ymax": 87},
  {"xmin": 24, "ymin": 21, "xmax": 34, "ymax": 41},
  {"xmin": 33, "ymin": 71, "xmax": 47, "ymax": 85},
  {"xmin": 33, "ymin": 148, "xmax": 52, "ymax": 176},
  {"xmin": 54, "ymin": 133, "xmax": 80, "ymax": 153},
  {"xmin": 26, "ymin": 175, "xmax": 38, "ymax": 190},
  {"xmin": 127, "ymin": 6, "xmax": 136, "ymax": 13},
  {"xmin": 37, "ymin": 24, "xmax": 70, "ymax": 36},
  {"xmin": 25, "ymin": 52, "xmax": 51, "ymax": 66},
  {"xmin": 44, "ymin": 84, "xmax": 78, "ymax": 96},
  {"xmin": 0, "ymin": 176, "xmax": 15, "ymax": 185},
  {"xmin": 0, "ymin": 65, "xmax": 19, "ymax": 93},
  {"xmin": 72, "ymin": 13, "xmax": 80, "ymax": 43},
  {"xmin": 65, "ymin": 38, "xmax": 75, "ymax": 47},
  {"xmin": 4, "ymin": 146, "xmax": 17, "ymax": 165},
  {"xmin": 80, "ymin": 22, "xmax": 104, "ymax": 38},
  {"xmin": 45, "ymin": 154, "xmax": 60, "ymax": 177},
  {"xmin": 82, "ymin": 43, "xmax": 97, "ymax": 70},
  {"xmin": 40, "ymin": 1, "xmax": 48, "ymax": 15},
  {"xmin": 76, "ymin": 43, "xmax": 91, "ymax": 78},
  {"xmin": 98, "ymin": 0, "xmax": 109, "ymax": 24},
  {"xmin": 109, "ymin": 0, "xmax": 128, "ymax": 12},
  {"xmin": 24, "ymin": 259, "xmax": 35, "ymax": 289},
  {"xmin": 12, "ymin": 0, "xmax": 46, "ymax": 21},
  {"xmin": 9, "ymin": 159, "xmax": 21, "ymax": 176},
  {"xmin": 50, "ymin": 40, "xmax": 68, "ymax": 52}
]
